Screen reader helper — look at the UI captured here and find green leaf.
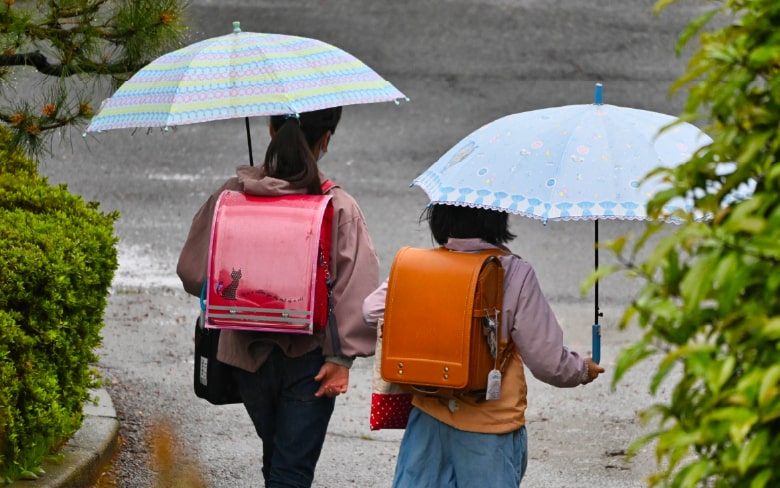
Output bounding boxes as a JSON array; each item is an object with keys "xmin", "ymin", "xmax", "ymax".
[
  {"xmin": 747, "ymin": 45, "xmax": 780, "ymax": 69},
  {"xmin": 673, "ymin": 8, "xmax": 720, "ymax": 56},
  {"xmin": 725, "ymin": 198, "xmax": 767, "ymax": 234},
  {"xmin": 626, "ymin": 429, "xmax": 662, "ymax": 459},
  {"xmin": 632, "ymin": 223, "xmax": 664, "ymax": 256},
  {"xmin": 750, "ymin": 468, "xmax": 772, "ymax": 488},
  {"xmin": 712, "ymin": 252, "xmax": 738, "ymax": 290},
  {"xmin": 704, "ymin": 355, "xmax": 735, "ymax": 394},
  {"xmin": 580, "ymin": 264, "xmax": 620, "ymax": 297},
  {"xmin": 653, "ymin": 0, "xmax": 679, "ymax": 15},
  {"xmin": 18, "ymin": 470, "xmax": 38, "ymax": 480},
  {"xmin": 738, "ymin": 430, "xmax": 768, "ymax": 475},
  {"xmin": 603, "ymin": 235, "xmax": 628, "ymax": 256},
  {"xmin": 618, "ymin": 304, "xmax": 638, "ymax": 331},
  {"xmin": 737, "ymin": 131, "xmax": 777, "ymax": 165},
  {"xmin": 612, "ymin": 338, "xmax": 654, "ymax": 388},
  {"xmin": 647, "ymin": 188, "xmax": 685, "ymax": 218},
  {"xmin": 649, "ymin": 350, "xmax": 680, "ymax": 395},
  {"xmin": 677, "ymin": 459, "xmax": 711, "ymax": 487},
  {"xmin": 764, "ymin": 317, "xmax": 780, "ymax": 340},
  {"xmin": 728, "ymin": 412, "xmax": 759, "ymax": 445},
  {"xmin": 657, "ymin": 428, "xmax": 701, "ymax": 452},
  {"xmin": 758, "ymin": 364, "xmax": 780, "ymax": 407},
  {"xmin": 680, "ymin": 253, "xmax": 719, "ymax": 312},
  {"xmin": 644, "ymin": 230, "xmax": 683, "ymax": 271}
]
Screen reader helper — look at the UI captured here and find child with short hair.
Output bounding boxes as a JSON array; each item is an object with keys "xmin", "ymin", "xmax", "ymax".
[{"xmin": 362, "ymin": 203, "xmax": 604, "ymax": 487}]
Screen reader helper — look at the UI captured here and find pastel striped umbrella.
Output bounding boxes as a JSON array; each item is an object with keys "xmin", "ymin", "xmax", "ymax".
[{"xmin": 86, "ymin": 21, "xmax": 407, "ymax": 163}]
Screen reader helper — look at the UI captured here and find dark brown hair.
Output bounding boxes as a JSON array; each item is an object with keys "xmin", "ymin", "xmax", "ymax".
[
  {"xmin": 264, "ymin": 107, "xmax": 343, "ymax": 194},
  {"xmin": 423, "ymin": 204, "xmax": 516, "ymax": 246}
]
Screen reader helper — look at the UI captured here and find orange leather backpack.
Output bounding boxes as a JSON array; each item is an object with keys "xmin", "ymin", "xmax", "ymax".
[{"xmin": 381, "ymin": 247, "xmax": 511, "ymax": 398}]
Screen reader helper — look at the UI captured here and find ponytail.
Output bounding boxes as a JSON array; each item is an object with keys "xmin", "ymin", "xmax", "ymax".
[
  {"xmin": 263, "ymin": 118, "xmax": 322, "ymax": 194},
  {"xmin": 265, "ymin": 107, "xmax": 343, "ymax": 195}
]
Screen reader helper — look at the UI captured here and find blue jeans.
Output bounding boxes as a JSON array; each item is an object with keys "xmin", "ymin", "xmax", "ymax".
[
  {"xmin": 234, "ymin": 347, "xmax": 335, "ymax": 488},
  {"xmin": 393, "ymin": 408, "xmax": 528, "ymax": 488}
]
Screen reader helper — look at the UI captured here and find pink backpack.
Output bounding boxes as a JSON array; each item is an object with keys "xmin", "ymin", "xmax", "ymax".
[{"xmin": 203, "ymin": 180, "xmax": 336, "ymax": 334}]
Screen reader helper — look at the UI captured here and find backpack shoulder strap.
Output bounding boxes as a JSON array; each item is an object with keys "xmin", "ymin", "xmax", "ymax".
[{"xmin": 321, "ymin": 179, "xmax": 339, "ymax": 193}]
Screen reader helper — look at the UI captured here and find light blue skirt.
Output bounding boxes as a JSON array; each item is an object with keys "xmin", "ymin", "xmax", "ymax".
[{"xmin": 392, "ymin": 407, "xmax": 528, "ymax": 488}]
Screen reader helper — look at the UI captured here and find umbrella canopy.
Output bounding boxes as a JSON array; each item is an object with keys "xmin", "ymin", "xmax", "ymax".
[
  {"xmin": 412, "ymin": 84, "xmax": 724, "ymax": 364},
  {"xmin": 86, "ymin": 21, "xmax": 407, "ymax": 132},
  {"xmin": 413, "ymin": 84, "xmax": 711, "ymax": 223}
]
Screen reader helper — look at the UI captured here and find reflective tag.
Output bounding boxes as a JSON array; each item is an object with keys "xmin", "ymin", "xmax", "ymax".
[
  {"xmin": 486, "ymin": 369, "xmax": 502, "ymax": 400},
  {"xmin": 200, "ymin": 357, "xmax": 209, "ymax": 386}
]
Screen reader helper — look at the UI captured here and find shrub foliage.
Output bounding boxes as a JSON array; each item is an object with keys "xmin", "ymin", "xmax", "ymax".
[
  {"xmin": 602, "ymin": 0, "xmax": 780, "ymax": 486},
  {"xmin": 0, "ymin": 127, "xmax": 118, "ymax": 481}
]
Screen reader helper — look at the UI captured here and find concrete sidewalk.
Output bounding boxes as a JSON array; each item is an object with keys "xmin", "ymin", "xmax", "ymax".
[
  {"xmin": 5, "ymin": 300, "xmax": 662, "ymax": 488},
  {"xmin": 8, "ymin": 389, "xmax": 119, "ymax": 488}
]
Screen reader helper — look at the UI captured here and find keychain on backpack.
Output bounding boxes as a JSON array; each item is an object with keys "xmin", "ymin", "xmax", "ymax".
[{"xmin": 485, "ymin": 309, "xmax": 502, "ymax": 401}]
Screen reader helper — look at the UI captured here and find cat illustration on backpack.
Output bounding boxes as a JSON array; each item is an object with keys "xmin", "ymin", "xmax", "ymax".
[{"xmin": 216, "ymin": 268, "xmax": 242, "ymax": 300}]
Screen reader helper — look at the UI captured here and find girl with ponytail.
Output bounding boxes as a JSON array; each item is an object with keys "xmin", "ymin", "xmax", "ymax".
[{"xmin": 177, "ymin": 106, "xmax": 380, "ymax": 487}]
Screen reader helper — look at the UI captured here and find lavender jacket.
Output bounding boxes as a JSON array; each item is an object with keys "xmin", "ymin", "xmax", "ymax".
[
  {"xmin": 177, "ymin": 166, "xmax": 380, "ymax": 372},
  {"xmin": 363, "ymin": 238, "xmax": 589, "ymax": 387}
]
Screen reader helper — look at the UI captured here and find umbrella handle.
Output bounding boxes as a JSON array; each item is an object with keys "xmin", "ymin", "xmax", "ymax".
[{"xmin": 591, "ymin": 323, "xmax": 601, "ymax": 364}]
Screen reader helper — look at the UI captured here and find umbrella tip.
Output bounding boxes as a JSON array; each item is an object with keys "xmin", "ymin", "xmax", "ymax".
[
  {"xmin": 232, "ymin": 21, "xmax": 241, "ymax": 34},
  {"xmin": 593, "ymin": 83, "xmax": 603, "ymax": 105}
]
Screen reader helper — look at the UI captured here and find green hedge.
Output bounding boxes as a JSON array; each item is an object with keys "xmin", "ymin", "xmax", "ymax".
[{"xmin": 0, "ymin": 128, "xmax": 118, "ymax": 482}]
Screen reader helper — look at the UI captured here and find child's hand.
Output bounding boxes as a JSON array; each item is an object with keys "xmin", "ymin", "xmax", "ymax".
[
  {"xmin": 314, "ymin": 362, "xmax": 349, "ymax": 397},
  {"xmin": 582, "ymin": 358, "xmax": 605, "ymax": 385}
]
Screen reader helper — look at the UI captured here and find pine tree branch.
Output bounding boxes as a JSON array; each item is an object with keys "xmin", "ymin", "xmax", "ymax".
[
  {"xmin": 47, "ymin": 0, "xmax": 109, "ymax": 20},
  {"xmin": 0, "ymin": 51, "xmax": 67, "ymax": 76},
  {"xmin": 39, "ymin": 116, "xmax": 84, "ymax": 131},
  {"xmin": 0, "ymin": 0, "xmax": 190, "ymax": 160},
  {"xmin": 0, "ymin": 50, "xmax": 147, "ymax": 77}
]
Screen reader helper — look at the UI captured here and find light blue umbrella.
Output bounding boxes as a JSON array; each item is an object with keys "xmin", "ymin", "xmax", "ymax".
[
  {"xmin": 412, "ymin": 84, "xmax": 719, "ymax": 364},
  {"xmin": 414, "ymin": 84, "xmax": 713, "ymax": 222}
]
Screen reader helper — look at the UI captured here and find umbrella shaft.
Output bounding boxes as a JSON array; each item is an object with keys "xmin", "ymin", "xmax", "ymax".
[
  {"xmin": 595, "ymin": 219, "xmax": 599, "ymax": 325},
  {"xmin": 245, "ymin": 117, "xmax": 254, "ymax": 167}
]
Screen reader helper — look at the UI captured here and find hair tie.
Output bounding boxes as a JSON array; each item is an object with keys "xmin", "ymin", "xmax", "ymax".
[{"xmin": 283, "ymin": 113, "xmax": 301, "ymax": 126}]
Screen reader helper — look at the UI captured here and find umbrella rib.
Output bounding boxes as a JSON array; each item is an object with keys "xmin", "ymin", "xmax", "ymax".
[
  {"xmin": 242, "ymin": 35, "xmax": 297, "ymax": 114},
  {"xmin": 542, "ymin": 106, "xmax": 588, "ymax": 220}
]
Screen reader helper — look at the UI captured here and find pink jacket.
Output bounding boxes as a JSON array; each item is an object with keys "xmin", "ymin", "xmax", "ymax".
[
  {"xmin": 178, "ymin": 166, "xmax": 380, "ymax": 372},
  {"xmin": 363, "ymin": 238, "xmax": 589, "ymax": 387}
]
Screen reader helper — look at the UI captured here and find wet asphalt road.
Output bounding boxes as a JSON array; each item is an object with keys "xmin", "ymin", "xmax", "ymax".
[{"xmin": 37, "ymin": 1, "xmax": 709, "ymax": 486}]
